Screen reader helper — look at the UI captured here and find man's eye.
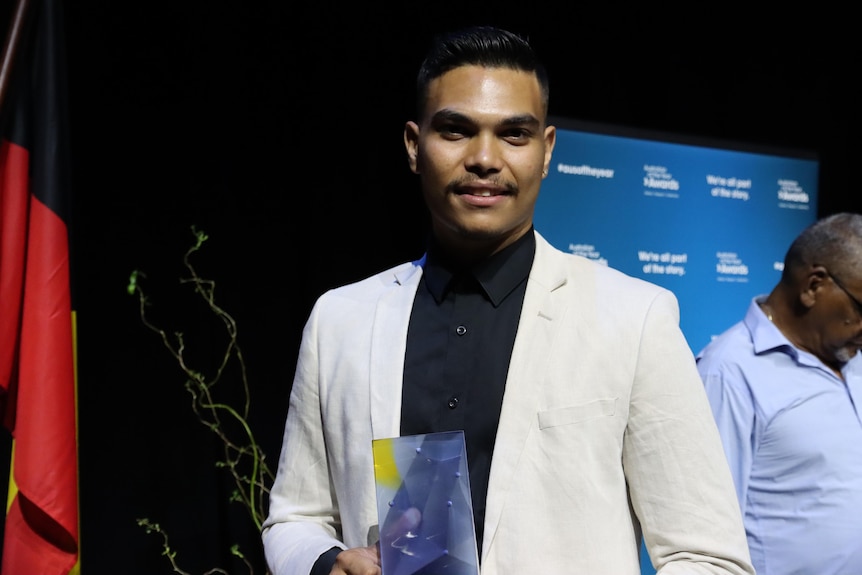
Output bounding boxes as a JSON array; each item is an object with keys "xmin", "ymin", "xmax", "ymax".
[
  {"xmin": 502, "ymin": 129, "xmax": 530, "ymax": 143},
  {"xmin": 440, "ymin": 125, "xmax": 468, "ymax": 138}
]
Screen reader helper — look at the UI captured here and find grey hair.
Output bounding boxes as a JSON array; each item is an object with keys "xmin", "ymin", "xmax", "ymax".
[{"xmin": 783, "ymin": 212, "xmax": 862, "ymax": 281}]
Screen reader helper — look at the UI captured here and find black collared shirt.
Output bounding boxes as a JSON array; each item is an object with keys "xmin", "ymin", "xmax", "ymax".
[{"xmin": 401, "ymin": 229, "xmax": 535, "ymax": 555}]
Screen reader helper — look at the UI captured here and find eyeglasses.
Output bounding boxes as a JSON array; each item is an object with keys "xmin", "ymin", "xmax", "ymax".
[{"xmin": 827, "ymin": 271, "xmax": 862, "ymax": 319}]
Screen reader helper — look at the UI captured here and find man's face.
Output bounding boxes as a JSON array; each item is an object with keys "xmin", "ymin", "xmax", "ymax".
[
  {"xmin": 818, "ymin": 272, "xmax": 862, "ymax": 365},
  {"xmin": 404, "ymin": 65, "xmax": 555, "ymax": 257}
]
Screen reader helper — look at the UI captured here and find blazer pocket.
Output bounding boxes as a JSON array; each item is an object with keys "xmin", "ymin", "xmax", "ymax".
[{"xmin": 537, "ymin": 398, "xmax": 617, "ymax": 430}]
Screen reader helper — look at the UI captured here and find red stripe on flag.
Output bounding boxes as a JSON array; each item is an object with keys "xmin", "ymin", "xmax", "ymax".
[
  {"xmin": 0, "ymin": 139, "xmax": 29, "ymax": 415},
  {"xmin": 1, "ymin": 139, "xmax": 79, "ymax": 574}
]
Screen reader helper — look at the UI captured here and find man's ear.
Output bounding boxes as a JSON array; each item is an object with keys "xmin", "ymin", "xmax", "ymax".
[
  {"xmin": 801, "ymin": 265, "xmax": 829, "ymax": 308},
  {"xmin": 542, "ymin": 124, "xmax": 556, "ymax": 178},
  {"xmin": 404, "ymin": 121, "xmax": 420, "ymax": 174}
]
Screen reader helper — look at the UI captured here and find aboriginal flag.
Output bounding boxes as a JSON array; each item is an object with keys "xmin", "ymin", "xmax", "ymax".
[{"xmin": 0, "ymin": 0, "xmax": 80, "ymax": 573}]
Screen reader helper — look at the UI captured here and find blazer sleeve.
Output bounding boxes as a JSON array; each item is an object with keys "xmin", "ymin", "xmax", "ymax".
[
  {"xmin": 623, "ymin": 290, "xmax": 754, "ymax": 575},
  {"xmin": 262, "ymin": 298, "xmax": 347, "ymax": 575}
]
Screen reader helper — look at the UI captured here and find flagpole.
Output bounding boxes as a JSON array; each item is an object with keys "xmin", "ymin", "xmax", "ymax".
[{"xmin": 0, "ymin": 0, "xmax": 32, "ymax": 118}]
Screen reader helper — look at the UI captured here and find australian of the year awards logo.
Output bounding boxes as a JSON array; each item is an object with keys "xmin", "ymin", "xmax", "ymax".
[
  {"xmin": 643, "ymin": 165, "xmax": 680, "ymax": 198},
  {"xmin": 776, "ymin": 179, "xmax": 810, "ymax": 209},
  {"xmin": 715, "ymin": 251, "xmax": 749, "ymax": 283}
]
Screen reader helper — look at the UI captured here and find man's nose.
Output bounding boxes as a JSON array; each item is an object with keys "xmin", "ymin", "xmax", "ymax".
[{"xmin": 465, "ymin": 134, "xmax": 503, "ymax": 174}]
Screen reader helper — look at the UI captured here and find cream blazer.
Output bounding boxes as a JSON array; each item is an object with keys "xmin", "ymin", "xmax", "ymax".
[{"xmin": 262, "ymin": 232, "xmax": 754, "ymax": 575}]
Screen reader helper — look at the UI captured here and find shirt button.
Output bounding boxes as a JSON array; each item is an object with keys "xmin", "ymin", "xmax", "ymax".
[
  {"xmin": 447, "ymin": 396, "xmax": 459, "ymax": 409},
  {"xmin": 456, "ymin": 325, "xmax": 467, "ymax": 336}
]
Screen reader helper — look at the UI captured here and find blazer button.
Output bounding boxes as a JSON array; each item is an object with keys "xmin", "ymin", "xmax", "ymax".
[
  {"xmin": 456, "ymin": 325, "xmax": 467, "ymax": 336},
  {"xmin": 447, "ymin": 396, "xmax": 459, "ymax": 409}
]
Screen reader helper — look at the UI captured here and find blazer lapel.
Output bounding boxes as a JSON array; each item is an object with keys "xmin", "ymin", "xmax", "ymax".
[
  {"xmin": 369, "ymin": 259, "xmax": 424, "ymax": 440},
  {"xmin": 482, "ymin": 234, "xmax": 569, "ymax": 556}
]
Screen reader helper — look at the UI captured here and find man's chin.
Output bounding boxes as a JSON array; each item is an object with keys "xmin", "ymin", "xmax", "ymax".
[{"xmin": 835, "ymin": 346, "xmax": 861, "ymax": 364}]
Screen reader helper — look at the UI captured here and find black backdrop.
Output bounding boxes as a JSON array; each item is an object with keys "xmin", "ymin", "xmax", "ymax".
[{"xmin": 2, "ymin": 2, "xmax": 860, "ymax": 573}]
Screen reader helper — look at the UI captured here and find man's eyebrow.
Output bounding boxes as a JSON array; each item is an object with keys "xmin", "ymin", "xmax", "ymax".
[
  {"xmin": 498, "ymin": 114, "xmax": 541, "ymax": 129},
  {"xmin": 430, "ymin": 109, "xmax": 471, "ymax": 124},
  {"xmin": 430, "ymin": 109, "xmax": 540, "ymax": 128}
]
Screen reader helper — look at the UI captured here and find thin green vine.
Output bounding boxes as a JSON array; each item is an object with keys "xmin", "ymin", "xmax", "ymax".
[{"xmin": 128, "ymin": 226, "xmax": 274, "ymax": 575}]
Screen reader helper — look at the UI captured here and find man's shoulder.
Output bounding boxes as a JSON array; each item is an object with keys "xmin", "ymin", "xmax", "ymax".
[
  {"xmin": 319, "ymin": 258, "xmax": 423, "ymax": 300},
  {"xmin": 534, "ymin": 232, "xmax": 665, "ymax": 294},
  {"xmin": 695, "ymin": 320, "xmax": 752, "ymax": 370}
]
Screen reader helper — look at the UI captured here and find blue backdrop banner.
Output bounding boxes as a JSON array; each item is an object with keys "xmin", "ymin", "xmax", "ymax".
[{"xmin": 536, "ymin": 117, "xmax": 818, "ymax": 355}]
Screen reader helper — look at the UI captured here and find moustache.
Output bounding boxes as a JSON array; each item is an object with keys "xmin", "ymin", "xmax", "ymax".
[{"xmin": 447, "ymin": 176, "xmax": 518, "ymax": 195}]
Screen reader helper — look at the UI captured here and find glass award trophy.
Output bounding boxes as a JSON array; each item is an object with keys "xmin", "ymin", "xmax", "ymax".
[{"xmin": 372, "ymin": 430, "xmax": 480, "ymax": 575}]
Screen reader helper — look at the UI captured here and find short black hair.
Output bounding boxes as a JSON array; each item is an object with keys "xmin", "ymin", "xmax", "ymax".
[{"xmin": 414, "ymin": 25, "xmax": 549, "ymax": 119}]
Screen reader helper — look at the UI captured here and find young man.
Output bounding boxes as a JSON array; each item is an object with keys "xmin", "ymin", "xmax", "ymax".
[
  {"xmin": 262, "ymin": 25, "xmax": 754, "ymax": 575},
  {"xmin": 697, "ymin": 212, "xmax": 862, "ymax": 575}
]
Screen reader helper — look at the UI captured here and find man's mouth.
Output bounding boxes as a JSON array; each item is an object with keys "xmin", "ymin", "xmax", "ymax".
[
  {"xmin": 456, "ymin": 184, "xmax": 509, "ymax": 197},
  {"xmin": 465, "ymin": 189, "xmax": 496, "ymax": 197}
]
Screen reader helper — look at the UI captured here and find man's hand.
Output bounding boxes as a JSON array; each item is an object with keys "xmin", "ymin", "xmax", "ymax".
[
  {"xmin": 332, "ymin": 507, "xmax": 422, "ymax": 575},
  {"xmin": 331, "ymin": 544, "xmax": 381, "ymax": 575}
]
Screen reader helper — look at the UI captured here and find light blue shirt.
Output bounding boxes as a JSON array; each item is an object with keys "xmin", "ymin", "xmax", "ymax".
[{"xmin": 696, "ymin": 296, "xmax": 862, "ymax": 575}]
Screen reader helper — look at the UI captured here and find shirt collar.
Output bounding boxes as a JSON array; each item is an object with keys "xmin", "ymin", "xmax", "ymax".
[
  {"xmin": 745, "ymin": 296, "xmax": 780, "ymax": 351},
  {"xmin": 423, "ymin": 229, "xmax": 536, "ymax": 306},
  {"xmin": 746, "ymin": 295, "xmax": 798, "ymax": 357}
]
